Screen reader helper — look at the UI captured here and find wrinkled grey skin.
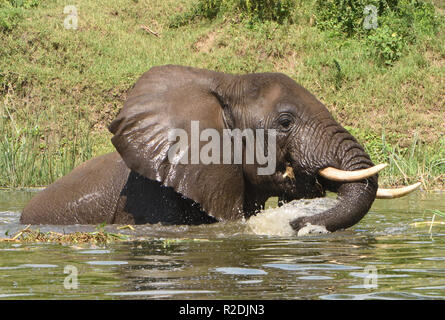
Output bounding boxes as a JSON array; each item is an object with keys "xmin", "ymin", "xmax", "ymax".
[{"xmin": 21, "ymin": 65, "xmax": 378, "ymax": 232}]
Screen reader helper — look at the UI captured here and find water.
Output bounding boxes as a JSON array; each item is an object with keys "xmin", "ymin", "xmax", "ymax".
[{"xmin": 0, "ymin": 189, "xmax": 444, "ymax": 299}]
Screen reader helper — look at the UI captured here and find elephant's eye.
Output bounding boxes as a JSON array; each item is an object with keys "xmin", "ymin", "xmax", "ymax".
[{"xmin": 277, "ymin": 114, "xmax": 293, "ymax": 131}]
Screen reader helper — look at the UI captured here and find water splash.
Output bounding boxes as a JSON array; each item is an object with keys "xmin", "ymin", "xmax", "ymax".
[{"xmin": 246, "ymin": 198, "xmax": 338, "ymax": 236}]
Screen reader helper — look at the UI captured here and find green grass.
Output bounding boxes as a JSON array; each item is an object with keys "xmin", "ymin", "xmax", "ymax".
[
  {"xmin": 345, "ymin": 128, "xmax": 445, "ymax": 189},
  {"xmin": 1, "ymin": 91, "xmax": 93, "ymax": 186},
  {"xmin": 0, "ymin": 0, "xmax": 444, "ymax": 189}
]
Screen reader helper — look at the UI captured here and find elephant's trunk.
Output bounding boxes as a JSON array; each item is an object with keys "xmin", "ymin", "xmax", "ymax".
[
  {"xmin": 290, "ymin": 123, "xmax": 378, "ymax": 232},
  {"xmin": 290, "ymin": 177, "xmax": 377, "ymax": 232}
]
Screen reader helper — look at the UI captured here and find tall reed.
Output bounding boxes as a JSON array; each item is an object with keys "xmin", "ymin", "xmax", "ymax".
[
  {"xmin": 373, "ymin": 132, "xmax": 444, "ymax": 189},
  {"xmin": 0, "ymin": 87, "xmax": 93, "ymax": 187}
]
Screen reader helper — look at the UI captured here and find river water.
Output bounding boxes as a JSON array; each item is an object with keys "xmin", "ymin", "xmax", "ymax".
[{"xmin": 0, "ymin": 190, "xmax": 444, "ymax": 299}]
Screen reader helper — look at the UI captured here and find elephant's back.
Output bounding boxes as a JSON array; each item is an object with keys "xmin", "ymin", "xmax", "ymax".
[{"xmin": 20, "ymin": 152, "xmax": 130, "ymax": 224}]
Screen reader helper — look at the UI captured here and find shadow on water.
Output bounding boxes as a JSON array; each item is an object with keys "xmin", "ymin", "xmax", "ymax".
[{"xmin": 0, "ymin": 189, "xmax": 444, "ymax": 299}]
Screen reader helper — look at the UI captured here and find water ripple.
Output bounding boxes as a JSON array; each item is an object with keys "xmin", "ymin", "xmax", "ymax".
[
  {"xmin": 263, "ymin": 263, "xmax": 360, "ymax": 271},
  {"xmin": 214, "ymin": 267, "xmax": 267, "ymax": 275}
]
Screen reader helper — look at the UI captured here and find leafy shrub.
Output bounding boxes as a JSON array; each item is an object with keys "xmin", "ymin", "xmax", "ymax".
[
  {"xmin": 169, "ymin": 0, "xmax": 295, "ymax": 28},
  {"xmin": 316, "ymin": 0, "xmax": 439, "ymax": 37},
  {"xmin": 315, "ymin": 0, "xmax": 376, "ymax": 37},
  {"xmin": 315, "ymin": 0, "xmax": 442, "ymax": 65},
  {"xmin": 367, "ymin": 25, "xmax": 405, "ymax": 65},
  {"xmin": 401, "ymin": 0, "xmax": 441, "ymax": 34}
]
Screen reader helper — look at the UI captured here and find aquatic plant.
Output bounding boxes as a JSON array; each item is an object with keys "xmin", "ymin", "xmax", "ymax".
[{"xmin": 0, "ymin": 225, "xmax": 131, "ymax": 244}]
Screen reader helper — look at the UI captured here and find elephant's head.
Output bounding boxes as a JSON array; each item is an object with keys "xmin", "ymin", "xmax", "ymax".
[{"xmin": 109, "ymin": 65, "xmax": 416, "ymax": 232}]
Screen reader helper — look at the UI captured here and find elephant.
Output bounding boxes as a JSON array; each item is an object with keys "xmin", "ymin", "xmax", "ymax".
[{"xmin": 20, "ymin": 65, "xmax": 420, "ymax": 232}]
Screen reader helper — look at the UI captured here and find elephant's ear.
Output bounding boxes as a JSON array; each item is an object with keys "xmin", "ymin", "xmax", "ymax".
[{"xmin": 109, "ymin": 65, "xmax": 244, "ymax": 220}]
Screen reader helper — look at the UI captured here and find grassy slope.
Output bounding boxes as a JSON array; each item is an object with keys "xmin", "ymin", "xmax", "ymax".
[{"xmin": 0, "ymin": 0, "xmax": 444, "ymax": 188}]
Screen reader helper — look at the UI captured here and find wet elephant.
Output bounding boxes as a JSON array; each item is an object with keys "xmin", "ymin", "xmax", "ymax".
[{"xmin": 21, "ymin": 65, "xmax": 419, "ymax": 232}]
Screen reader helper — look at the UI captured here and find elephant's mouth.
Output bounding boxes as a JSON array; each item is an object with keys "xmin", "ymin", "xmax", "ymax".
[{"xmin": 276, "ymin": 162, "xmax": 327, "ymax": 201}]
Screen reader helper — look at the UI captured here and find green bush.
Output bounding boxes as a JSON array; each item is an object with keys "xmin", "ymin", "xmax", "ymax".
[
  {"xmin": 315, "ymin": 0, "xmax": 442, "ymax": 65},
  {"xmin": 169, "ymin": 0, "xmax": 295, "ymax": 28},
  {"xmin": 315, "ymin": 0, "xmax": 376, "ymax": 37},
  {"xmin": 367, "ymin": 25, "xmax": 405, "ymax": 65},
  {"xmin": 315, "ymin": 0, "xmax": 439, "ymax": 37}
]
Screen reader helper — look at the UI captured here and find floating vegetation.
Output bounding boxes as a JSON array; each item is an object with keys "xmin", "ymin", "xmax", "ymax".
[
  {"xmin": 0, "ymin": 224, "xmax": 220, "ymax": 245},
  {"xmin": 0, "ymin": 225, "xmax": 131, "ymax": 244}
]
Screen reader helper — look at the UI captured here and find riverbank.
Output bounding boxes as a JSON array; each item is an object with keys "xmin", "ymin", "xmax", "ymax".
[{"xmin": 1, "ymin": 0, "xmax": 444, "ymax": 189}]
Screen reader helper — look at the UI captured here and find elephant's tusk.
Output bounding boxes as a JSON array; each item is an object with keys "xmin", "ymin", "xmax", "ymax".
[
  {"xmin": 282, "ymin": 166, "xmax": 295, "ymax": 179},
  {"xmin": 376, "ymin": 182, "xmax": 421, "ymax": 199},
  {"xmin": 318, "ymin": 163, "xmax": 388, "ymax": 182}
]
